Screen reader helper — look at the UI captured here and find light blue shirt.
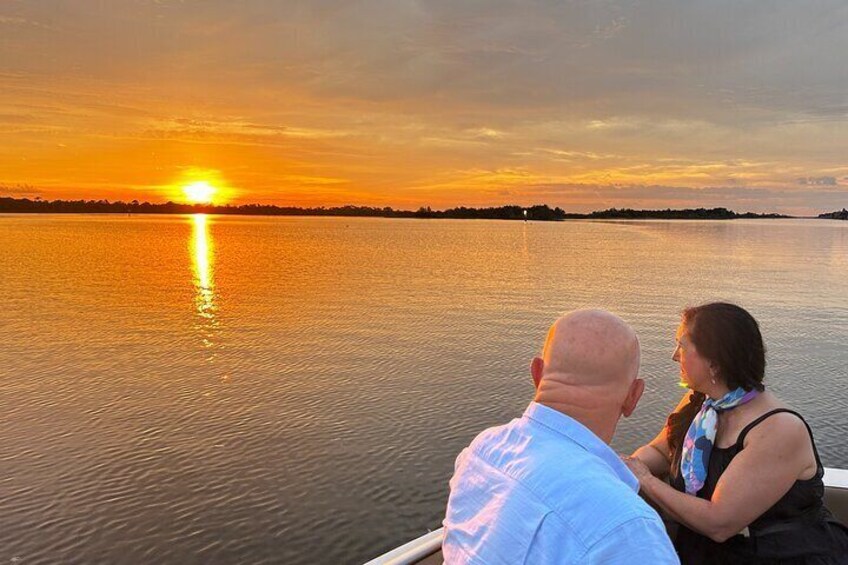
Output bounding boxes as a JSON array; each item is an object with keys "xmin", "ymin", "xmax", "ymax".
[{"xmin": 442, "ymin": 402, "xmax": 679, "ymax": 564}]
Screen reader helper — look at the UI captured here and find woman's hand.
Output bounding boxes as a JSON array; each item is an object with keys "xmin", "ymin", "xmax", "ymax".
[{"xmin": 622, "ymin": 455, "xmax": 653, "ymax": 486}]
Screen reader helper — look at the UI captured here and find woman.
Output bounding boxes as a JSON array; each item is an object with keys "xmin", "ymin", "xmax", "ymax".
[{"xmin": 627, "ymin": 302, "xmax": 848, "ymax": 564}]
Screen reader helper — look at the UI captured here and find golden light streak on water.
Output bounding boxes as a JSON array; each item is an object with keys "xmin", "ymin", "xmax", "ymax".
[{"xmin": 190, "ymin": 214, "xmax": 217, "ymax": 352}]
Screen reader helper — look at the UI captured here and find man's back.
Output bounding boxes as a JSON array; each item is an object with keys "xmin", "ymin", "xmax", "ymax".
[{"xmin": 442, "ymin": 402, "xmax": 678, "ymax": 564}]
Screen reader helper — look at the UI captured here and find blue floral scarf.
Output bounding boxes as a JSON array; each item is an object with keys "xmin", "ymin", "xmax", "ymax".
[{"xmin": 681, "ymin": 387, "xmax": 760, "ymax": 494}]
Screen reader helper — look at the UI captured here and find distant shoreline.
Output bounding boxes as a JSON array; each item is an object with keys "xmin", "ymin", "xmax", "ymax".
[{"xmin": 0, "ymin": 196, "xmax": 811, "ymax": 221}]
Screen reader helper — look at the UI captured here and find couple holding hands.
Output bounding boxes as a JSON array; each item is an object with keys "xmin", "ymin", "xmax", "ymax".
[{"xmin": 442, "ymin": 303, "xmax": 848, "ymax": 564}]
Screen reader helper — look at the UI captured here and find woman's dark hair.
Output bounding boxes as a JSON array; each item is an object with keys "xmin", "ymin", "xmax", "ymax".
[{"xmin": 682, "ymin": 302, "xmax": 766, "ymax": 392}]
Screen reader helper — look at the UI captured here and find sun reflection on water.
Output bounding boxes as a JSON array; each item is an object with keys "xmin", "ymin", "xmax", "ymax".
[{"xmin": 190, "ymin": 214, "xmax": 218, "ymax": 353}]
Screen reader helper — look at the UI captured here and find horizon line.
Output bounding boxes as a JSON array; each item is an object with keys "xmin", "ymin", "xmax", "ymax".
[{"xmin": 5, "ymin": 195, "xmax": 841, "ymax": 220}]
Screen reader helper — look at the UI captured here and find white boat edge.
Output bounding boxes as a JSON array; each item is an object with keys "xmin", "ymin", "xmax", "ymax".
[
  {"xmin": 363, "ymin": 528, "xmax": 443, "ymax": 565},
  {"xmin": 363, "ymin": 466, "xmax": 848, "ymax": 565}
]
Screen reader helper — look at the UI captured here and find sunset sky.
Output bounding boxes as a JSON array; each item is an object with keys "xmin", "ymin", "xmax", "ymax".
[{"xmin": 1, "ymin": 1, "xmax": 846, "ymax": 214}]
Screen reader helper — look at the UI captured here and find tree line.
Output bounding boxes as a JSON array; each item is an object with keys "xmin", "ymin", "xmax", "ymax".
[
  {"xmin": 0, "ymin": 196, "xmax": 794, "ymax": 220},
  {"xmin": 818, "ymin": 208, "xmax": 848, "ymax": 220}
]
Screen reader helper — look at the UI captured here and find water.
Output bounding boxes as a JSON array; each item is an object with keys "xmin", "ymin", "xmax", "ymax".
[{"xmin": 1, "ymin": 214, "xmax": 846, "ymax": 564}]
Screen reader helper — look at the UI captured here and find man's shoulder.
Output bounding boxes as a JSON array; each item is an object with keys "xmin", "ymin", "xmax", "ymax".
[
  {"xmin": 463, "ymin": 417, "xmax": 659, "ymax": 521},
  {"xmin": 463, "ymin": 417, "xmax": 527, "ymax": 458}
]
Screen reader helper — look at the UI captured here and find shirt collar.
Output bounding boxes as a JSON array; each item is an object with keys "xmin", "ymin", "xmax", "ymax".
[{"xmin": 523, "ymin": 401, "xmax": 639, "ymax": 492}]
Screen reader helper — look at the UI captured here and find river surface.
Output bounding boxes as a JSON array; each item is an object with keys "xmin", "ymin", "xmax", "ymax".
[{"xmin": 1, "ymin": 215, "xmax": 847, "ymax": 564}]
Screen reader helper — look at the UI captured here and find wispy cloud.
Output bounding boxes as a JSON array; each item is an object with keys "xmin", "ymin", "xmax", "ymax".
[
  {"xmin": 142, "ymin": 117, "xmax": 354, "ymax": 141},
  {"xmin": 797, "ymin": 176, "xmax": 839, "ymax": 186}
]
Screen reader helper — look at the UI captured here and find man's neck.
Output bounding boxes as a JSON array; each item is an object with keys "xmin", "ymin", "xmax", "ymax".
[{"xmin": 534, "ymin": 393, "xmax": 618, "ymax": 444}]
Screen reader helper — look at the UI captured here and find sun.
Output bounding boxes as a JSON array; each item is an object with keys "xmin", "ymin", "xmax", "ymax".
[{"xmin": 183, "ymin": 181, "xmax": 217, "ymax": 204}]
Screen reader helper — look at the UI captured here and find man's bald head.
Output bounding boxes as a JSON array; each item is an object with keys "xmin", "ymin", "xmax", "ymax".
[
  {"xmin": 540, "ymin": 310, "xmax": 640, "ymax": 386},
  {"xmin": 530, "ymin": 310, "xmax": 644, "ymax": 443}
]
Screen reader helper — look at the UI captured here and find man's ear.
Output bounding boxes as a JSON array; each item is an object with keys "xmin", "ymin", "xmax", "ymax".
[
  {"xmin": 530, "ymin": 357, "xmax": 544, "ymax": 389},
  {"xmin": 622, "ymin": 377, "xmax": 645, "ymax": 417}
]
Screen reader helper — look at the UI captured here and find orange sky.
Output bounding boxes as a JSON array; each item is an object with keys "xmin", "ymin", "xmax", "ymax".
[{"xmin": 1, "ymin": 2, "xmax": 847, "ymax": 214}]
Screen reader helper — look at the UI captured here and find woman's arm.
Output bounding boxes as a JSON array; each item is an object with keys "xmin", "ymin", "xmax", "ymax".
[
  {"xmin": 630, "ymin": 392, "xmax": 692, "ymax": 478},
  {"xmin": 632, "ymin": 431, "xmax": 671, "ymax": 478},
  {"xmin": 626, "ymin": 412, "xmax": 814, "ymax": 542}
]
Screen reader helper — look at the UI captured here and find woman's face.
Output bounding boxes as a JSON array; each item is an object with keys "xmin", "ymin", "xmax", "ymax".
[{"xmin": 673, "ymin": 321, "xmax": 713, "ymax": 390}]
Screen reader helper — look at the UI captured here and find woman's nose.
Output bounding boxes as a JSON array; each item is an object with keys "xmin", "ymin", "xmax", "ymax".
[{"xmin": 672, "ymin": 346, "xmax": 680, "ymax": 362}]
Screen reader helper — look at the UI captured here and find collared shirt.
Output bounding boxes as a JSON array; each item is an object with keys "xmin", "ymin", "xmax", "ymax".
[{"xmin": 442, "ymin": 402, "xmax": 679, "ymax": 564}]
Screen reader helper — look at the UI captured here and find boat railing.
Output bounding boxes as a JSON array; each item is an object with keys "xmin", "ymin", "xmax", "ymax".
[{"xmin": 363, "ymin": 529, "xmax": 443, "ymax": 565}]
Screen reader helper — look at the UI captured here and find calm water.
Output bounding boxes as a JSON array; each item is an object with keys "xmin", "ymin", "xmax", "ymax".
[{"xmin": 1, "ymin": 215, "xmax": 847, "ymax": 564}]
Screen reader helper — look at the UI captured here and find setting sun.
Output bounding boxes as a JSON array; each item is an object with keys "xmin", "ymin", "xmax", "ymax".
[{"xmin": 183, "ymin": 181, "xmax": 217, "ymax": 204}]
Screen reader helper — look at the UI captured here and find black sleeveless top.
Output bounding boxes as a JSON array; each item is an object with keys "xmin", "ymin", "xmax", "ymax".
[{"xmin": 666, "ymin": 394, "xmax": 848, "ymax": 564}]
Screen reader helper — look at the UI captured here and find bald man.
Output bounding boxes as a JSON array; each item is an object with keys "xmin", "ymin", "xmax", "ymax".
[{"xmin": 442, "ymin": 310, "xmax": 678, "ymax": 564}]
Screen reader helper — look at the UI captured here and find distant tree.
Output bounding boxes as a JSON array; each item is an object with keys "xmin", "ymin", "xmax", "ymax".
[{"xmin": 818, "ymin": 208, "xmax": 848, "ymax": 220}]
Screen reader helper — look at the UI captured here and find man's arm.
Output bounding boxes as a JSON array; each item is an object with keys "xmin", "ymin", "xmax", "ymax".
[
  {"xmin": 581, "ymin": 515, "xmax": 679, "ymax": 564},
  {"xmin": 524, "ymin": 511, "xmax": 678, "ymax": 564}
]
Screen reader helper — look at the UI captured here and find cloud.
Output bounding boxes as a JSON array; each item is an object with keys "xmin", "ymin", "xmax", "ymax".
[
  {"xmin": 0, "ymin": 16, "xmax": 56, "ymax": 30},
  {"xmin": 0, "ymin": 183, "xmax": 37, "ymax": 195},
  {"xmin": 0, "ymin": 16, "xmax": 27, "ymax": 25},
  {"xmin": 1, "ymin": 2, "xmax": 843, "ymax": 117},
  {"xmin": 143, "ymin": 117, "xmax": 354, "ymax": 141},
  {"xmin": 797, "ymin": 176, "xmax": 838, "ymax": 186}
]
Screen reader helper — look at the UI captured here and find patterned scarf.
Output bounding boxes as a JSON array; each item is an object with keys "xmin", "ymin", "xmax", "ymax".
[{"xmin": 681, "ymin": 387, "xmax": 760, "ymax": 494}]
